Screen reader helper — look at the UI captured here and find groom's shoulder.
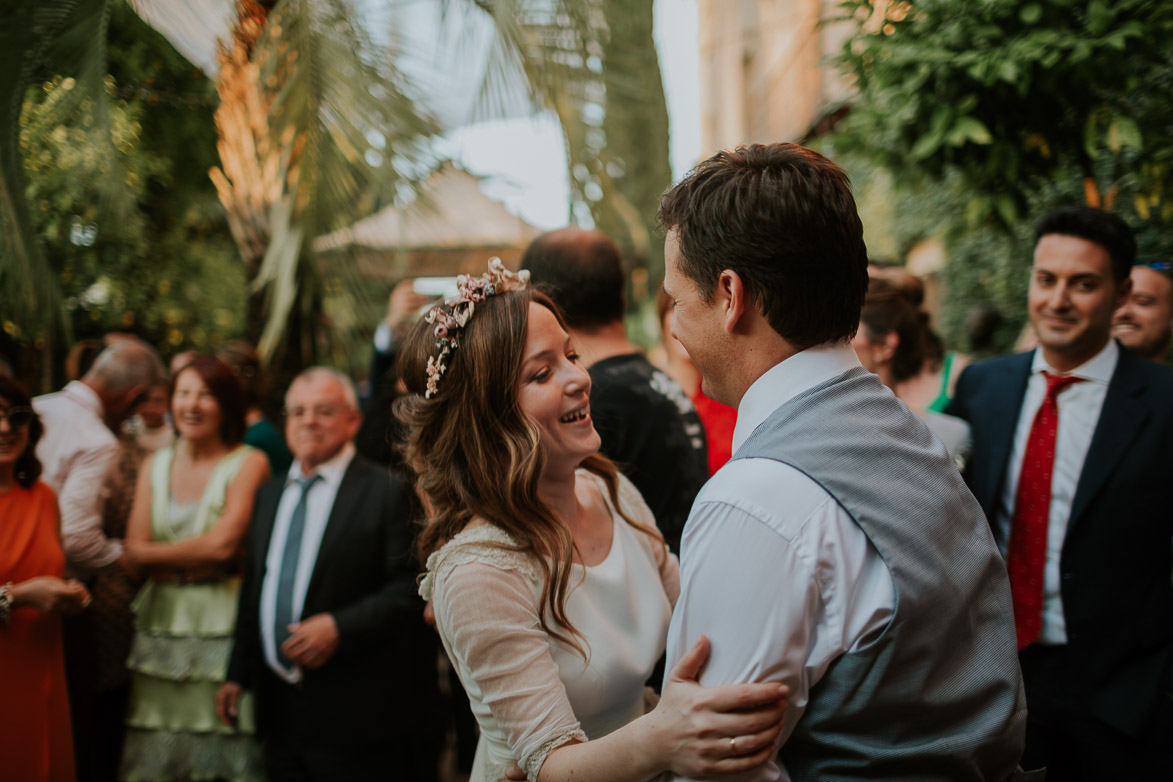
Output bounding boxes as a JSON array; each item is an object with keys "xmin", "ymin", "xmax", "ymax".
[{"xmin": 695, "ymin": 456, "xmax": 840, "ymax": 535}]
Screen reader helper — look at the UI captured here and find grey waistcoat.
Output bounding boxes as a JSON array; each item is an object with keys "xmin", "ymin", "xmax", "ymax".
[{"xmin": 735, "ymin": 367, "xmax": 1026, "ymax": 781}]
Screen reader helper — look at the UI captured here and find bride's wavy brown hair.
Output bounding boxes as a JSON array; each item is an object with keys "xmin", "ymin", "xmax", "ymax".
[{"xmin": 395, "ymin": 288, "xmax": 662, "ymax": 652}]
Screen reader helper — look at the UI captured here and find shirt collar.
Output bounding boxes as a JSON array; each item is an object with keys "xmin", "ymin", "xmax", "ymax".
[
  {"xmin": 63, "ymin": 380, "xmax": 106, "ymax": 419},
  {"xmin": 732, "ymin": 342, "xmax": 862, "ymax": 452},
  {"xmin": 1029, "ymin": 337, "xmax": 1118, "ymax": 385},
  {"xmin": 286, "ymin": 441, "xmax": 356, "ymax": 489}
]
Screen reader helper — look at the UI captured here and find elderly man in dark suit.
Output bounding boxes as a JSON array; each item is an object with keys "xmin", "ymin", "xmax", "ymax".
[
  {"xmin": 947, "ymin": 206, "xmax": 1173, "ymax": 781},
  {"xmin": 217, "ymin": 367, "xmax": 440, "ymax": 780}
]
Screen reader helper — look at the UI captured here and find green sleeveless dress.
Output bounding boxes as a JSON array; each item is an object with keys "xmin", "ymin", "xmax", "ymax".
[{"xmin": 120, "ymin": 444, "xmax": 262, "ymax": 781}]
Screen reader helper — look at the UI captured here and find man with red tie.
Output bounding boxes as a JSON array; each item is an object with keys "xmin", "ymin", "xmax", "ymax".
[{"xmin": 947, "ymin": 206, "xmax": 1173, "ymax": 780}]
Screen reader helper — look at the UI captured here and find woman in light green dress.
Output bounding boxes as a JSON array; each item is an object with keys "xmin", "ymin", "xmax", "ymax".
[{"xmin": 121, "ymin": 356, "xmax": 270, "ymax": 781}]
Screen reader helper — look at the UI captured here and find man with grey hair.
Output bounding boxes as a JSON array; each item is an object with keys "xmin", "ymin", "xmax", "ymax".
[
  {"xmin": 33, "ymin": 336, "xmax": 165, "ymax": 781},
  {"xmin": 218, "ymin": 367, "xmax": 440, "ymax": 780},
  {"xmin": 36, "ymin": 338, "xmax": 166, "ymax": 576}
]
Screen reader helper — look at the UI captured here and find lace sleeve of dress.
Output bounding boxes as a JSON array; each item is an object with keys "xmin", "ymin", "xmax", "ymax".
[
  {"xmin": 612, "ymin": 472, "xmax": 681, "ymax": 605},
  {"xmin": 426, "ymin": 530, "xmax": 587, "ymax": 781},
  {"xmin": 419, "ymin": 524, "xmax": 541, "ymax": 601}
]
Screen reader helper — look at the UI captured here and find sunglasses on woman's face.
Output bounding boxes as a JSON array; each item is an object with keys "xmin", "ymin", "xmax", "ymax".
[{"xmin": 0, "ymin": 406, "xmax": 35, "ymax": 429}]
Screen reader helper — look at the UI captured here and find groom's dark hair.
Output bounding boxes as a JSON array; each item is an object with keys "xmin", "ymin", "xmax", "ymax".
[{"xmin": 657, "ymin": 143, "xmax": 869, "ymax": 349}]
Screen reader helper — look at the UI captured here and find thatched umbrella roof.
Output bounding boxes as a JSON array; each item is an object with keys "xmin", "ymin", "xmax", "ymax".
[{"xmin": 313, "ymin": 163, "xmax": 543, "ymax": 279}]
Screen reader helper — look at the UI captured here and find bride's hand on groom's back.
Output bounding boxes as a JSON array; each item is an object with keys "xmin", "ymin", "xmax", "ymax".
[{"xmin": 648, "ymin": 635, "xmax": 789, "ymax": 777}]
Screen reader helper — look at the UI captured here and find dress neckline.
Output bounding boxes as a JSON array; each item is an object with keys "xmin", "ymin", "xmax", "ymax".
[
  {"xmin": 573, "ymin": 470, "xmax": 619, "ymax": 571},
  {"xmin": 450, "ymin": 470, "xmax": 622, "ymax": 571}
]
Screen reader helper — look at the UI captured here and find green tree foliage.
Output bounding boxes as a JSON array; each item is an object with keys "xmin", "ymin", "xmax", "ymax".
[
  {"xmin": 19, "ymin": 76, "xmax": 245, "ymax": 356},
  {"xmin": 834, "ymin": 0, "xmax": 1173, "ymax": 225},
  {"xmin": 1, "ymin": 0, "xmax": 117, "ymax": 335}
]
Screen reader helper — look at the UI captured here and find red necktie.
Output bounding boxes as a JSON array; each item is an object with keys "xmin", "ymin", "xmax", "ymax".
[{"xmin": 1007, "ymin": 371, "xmax": 1085, "ymax": 650}]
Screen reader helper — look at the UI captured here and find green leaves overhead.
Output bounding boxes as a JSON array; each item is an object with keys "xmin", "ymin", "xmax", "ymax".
[
  {"xmin": 0, "ymin": 0, "xmax": 121, "ymax": 339},
  {"xmin": 834, "ymin": 0, "xmax": 1173, "ymax": 226},
  {"xmin": 20, "ymin": 74, "xmax": 244, "ymax": 351}
]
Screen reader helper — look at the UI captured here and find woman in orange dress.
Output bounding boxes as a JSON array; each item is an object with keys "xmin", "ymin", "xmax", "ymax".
[{"xmin": 0, "ymin": 375, "xmax": 91, "ymax": 782}]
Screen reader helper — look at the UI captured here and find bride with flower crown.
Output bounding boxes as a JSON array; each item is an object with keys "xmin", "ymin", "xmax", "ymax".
[{"xmin": 395, "ymin": 259, "xmax": 787, "ymax": 782}]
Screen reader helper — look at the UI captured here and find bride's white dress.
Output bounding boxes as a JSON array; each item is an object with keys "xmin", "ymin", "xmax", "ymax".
[{"xmin": 420, "ymin": 471, "xmax": 679, "ymax": 782}]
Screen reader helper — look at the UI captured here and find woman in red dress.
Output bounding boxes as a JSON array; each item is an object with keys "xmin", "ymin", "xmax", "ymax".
[{"xmin": 0, "ymin": 375, "xmax": 90, "ymax": 782}]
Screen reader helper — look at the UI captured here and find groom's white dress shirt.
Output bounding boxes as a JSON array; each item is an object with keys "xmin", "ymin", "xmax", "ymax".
[{"xmin": 664, "ymin": 343, "xmax": 896, "ymax": 782}]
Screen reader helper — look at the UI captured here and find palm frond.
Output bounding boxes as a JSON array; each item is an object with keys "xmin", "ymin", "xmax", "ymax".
[
  {"xmin": 0, "ymin": 0, "xmax": 85, "ymax": 337},
  {"xmin": 211, "ymin": 0, "xmax": 441, "ymax": 361},
  {"xmin": 440, "ymin": 0, "xmax": 670, "ymax": 278},
  {"xmin": 436, "ymin": 0, "xmax": 604, "ymax": 126},
  {"xmin": 2, "ymin": 0, "xmax": 152, "ymax": 341}
]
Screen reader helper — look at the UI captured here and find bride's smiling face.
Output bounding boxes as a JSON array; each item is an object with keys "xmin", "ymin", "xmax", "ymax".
[{"xmin": 516, "ymin": 302, "xmax": 601, "ymax": 473}]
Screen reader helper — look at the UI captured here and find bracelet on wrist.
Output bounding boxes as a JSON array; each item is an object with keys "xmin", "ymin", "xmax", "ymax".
[{"xmin": 0, "ymin": 582, "xmax": 13, "ymax": 624}]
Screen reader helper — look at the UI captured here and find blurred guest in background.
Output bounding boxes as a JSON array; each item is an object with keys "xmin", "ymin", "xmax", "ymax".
[
  {"xmin": 523, "ymin": 228, "xmax": 708, "ymax": 554},
  {"xmin": 1, "ymin": 375, "xmax": 91, "ymax": 782},
  {"xmin": 219, "ymin": 341, "xmax": 293, "ymax": 477},
  {"xmin": 34, "ymin": 337, "xmax": 164, "ymax": 781},
  {"xmin": 124, "ymin": 380, "xmax": 174, "ymax": 453},
  {"xmin": 358, "ymin": 280, "xmax": 435, "ymax": 467},
  {"xmin": 64, "ymin": 339, "xmax": 106, "ymax": 383},
  {"xmin": 219, "ymin": 368, "xmax": 438, "ymax": 780},
  {"xmin": 948, "ymin": 206, "xmax": 1173, "ymax": 780},
  {"xmin": 853, "ymin": 279, "xmax": 971, "ymax": 468},
  {"xmin": 655, "ymin": 287, "xmax": 736, "ymax": 475},
  {"xmin": 1111, "ymin": 259, "xmax": 1173, "ymax": 364},
  {"xmin": 120, "ymin": 355, "xmax": 269, "ymax": 781},
  {"xmin": 963, "ymin": 302, "xmax": 1005, "ymax": 360},
  {"xmin": 36, "ymin": 340, "xmax": 165, "ymax": 578},
  {"xmin": 169, "ymin": 350, "xmax": 197, "ymax": 377},
  {"xmin": 367, "ymin": 280, "xmax": 436, "ymax": 405},
  {"xmin": 92, "ymin": 383, "xmax": 166, "ymax": 780},
  {"xmin": 870, "ymin": 265, "xmax": 970, "ymax": 414}
]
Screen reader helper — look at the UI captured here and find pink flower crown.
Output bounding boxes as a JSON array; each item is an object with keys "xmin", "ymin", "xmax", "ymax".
[{"xmin": 423, "ymin": 257, "xmax": 531, "ymax": 398}]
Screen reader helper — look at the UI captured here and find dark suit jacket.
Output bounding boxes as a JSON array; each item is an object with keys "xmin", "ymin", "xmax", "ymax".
[
  {"xmin": 946, "ymin": 345, "xmax": 1173, "ymax": 737},
  {"xmin": 227, "ymin": 455, "xmax": 438, "ymax": 748}
]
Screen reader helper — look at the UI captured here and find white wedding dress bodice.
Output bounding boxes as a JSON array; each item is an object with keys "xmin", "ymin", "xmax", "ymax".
[{"xmin": 420, "ymin": 471, "xmax": 679, "ymax": 782}]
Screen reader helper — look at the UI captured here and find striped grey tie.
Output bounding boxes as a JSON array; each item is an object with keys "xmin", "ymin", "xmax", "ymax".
[{"xmin": 275, "ymin": 474, "xmax": 321, "ymax": 668}]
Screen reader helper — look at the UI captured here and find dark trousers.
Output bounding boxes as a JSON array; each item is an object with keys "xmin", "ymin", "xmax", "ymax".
[
  {"xmin": 63, "ymin": 610, "xmax": 98, "ymax": 782},
  {"xmin": 1019, "ymin": 644, "xmax": 1173, "ymax": 781},
  {"xmin": 267, "ymin": 740, "xmax": 387, "ymax": 782},
  {"xmin": 264, "ymin": 679, "xmax": 442, "ymax": 782},
  {"xmin": 93, "ymin": 684, "xmax": 130, "ymax": 782}
]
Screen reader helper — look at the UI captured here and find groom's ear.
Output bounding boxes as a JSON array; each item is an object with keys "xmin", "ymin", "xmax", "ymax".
[{"xmin": 720, "ymin": 270, "xmax": 749, "ymax": 334}]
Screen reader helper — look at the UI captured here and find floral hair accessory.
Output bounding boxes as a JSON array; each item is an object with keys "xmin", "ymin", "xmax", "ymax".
[{"xmin": 423, "ymin": 257, "xmax": 530, "ymax": 398}]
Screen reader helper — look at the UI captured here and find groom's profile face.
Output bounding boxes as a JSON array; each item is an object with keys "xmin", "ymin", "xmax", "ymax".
[{"xmin": 663, "ymin": 230, "xmax": 731, "ymax": 404}]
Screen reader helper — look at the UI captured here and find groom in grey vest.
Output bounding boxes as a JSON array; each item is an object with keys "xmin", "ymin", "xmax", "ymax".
[{"xmin": 659, "ymin": 144, "xmax": 1031, "ymax": 781}]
